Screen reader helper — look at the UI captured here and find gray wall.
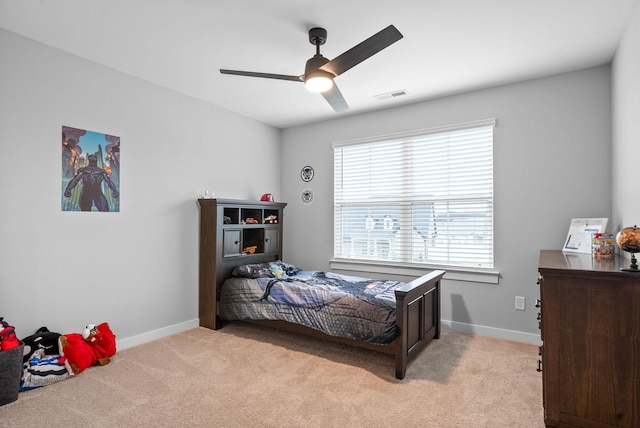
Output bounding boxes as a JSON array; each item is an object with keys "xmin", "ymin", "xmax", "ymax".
[
  {"xmin": 0, "ymin": 29, "xmax": 281, "ymax": 346},
  {"xmin": 612, "ymin": 2, "xmax": 640, "ymax": 233},
  {"xmin": 2, "ymin": 0, "xmax": 639, "ymax": 348},
  {"xmin": 281, "ymin": 66, "xmax": 612, "ymax": 342}
]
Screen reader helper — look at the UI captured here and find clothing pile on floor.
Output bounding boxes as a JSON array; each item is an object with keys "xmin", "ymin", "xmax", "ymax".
[
  {"xmin": 19, "ymin": 327, "xmax": 70, "ymax": 391},
  {"xmin": 0, "ymin": 319, "xmax": 117, "ymax": 391}
]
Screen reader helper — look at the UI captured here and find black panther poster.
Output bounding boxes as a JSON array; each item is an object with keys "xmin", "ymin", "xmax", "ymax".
[{"xmin": 61, "ymin": 126, "xmax": 120, "ymax": 212}]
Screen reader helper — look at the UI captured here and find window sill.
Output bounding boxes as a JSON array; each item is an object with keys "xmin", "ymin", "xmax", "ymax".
[{"xmin": 329, "ymin": 259, "xmax": 500, "ymax": 284}]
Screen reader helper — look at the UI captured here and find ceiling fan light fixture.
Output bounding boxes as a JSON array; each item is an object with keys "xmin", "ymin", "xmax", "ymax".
[
  {"xmin": 305, "ymin": 70, "xmax": 334, "ymax": 92},
  {"xmin": 220, "ymin": 25, "xmax": 403, "ymax": 112}
]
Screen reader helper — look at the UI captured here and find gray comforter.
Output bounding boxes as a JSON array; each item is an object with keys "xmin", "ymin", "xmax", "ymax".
[{"xmin": 219, "ymin": 270, "xmax": 403, "ymax": 344}]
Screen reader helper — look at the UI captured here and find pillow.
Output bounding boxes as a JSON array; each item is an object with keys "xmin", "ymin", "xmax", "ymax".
[{"xmin": 232, "ymin": 261, "xmax": 300, "ymax": 279}]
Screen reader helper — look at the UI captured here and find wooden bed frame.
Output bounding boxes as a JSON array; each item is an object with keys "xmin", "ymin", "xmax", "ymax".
[
  {"xmin": 214, "ymin": 262, "xmax": 445, "ymax": 380},
  {"xmin": 198, "ymin": 198, "xmax": 445, "ymax": 379}
]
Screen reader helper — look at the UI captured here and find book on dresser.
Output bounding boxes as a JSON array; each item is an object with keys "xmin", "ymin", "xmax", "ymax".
[{"xmin": 197, "ymin": 198, "xmax": 287, "ymax": 330}]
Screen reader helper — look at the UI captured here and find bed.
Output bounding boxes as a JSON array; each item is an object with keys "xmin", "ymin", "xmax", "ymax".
[{"xmin": 216, "ymin": 260, "xmax": 445, "ymax": 379}]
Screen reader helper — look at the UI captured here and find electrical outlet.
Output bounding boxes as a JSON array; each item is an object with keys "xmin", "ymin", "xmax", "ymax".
[{"xmin": 515, "ymin": 296, "xmax": 526, "ymax": 311}]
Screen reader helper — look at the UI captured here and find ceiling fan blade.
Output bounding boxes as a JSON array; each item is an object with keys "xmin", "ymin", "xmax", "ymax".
[
  {"xmin": 320, "ymin": 25, "xmax": 403, "ymax": 77},
  {"xmin": 321, "ymin": 83, "xmax": 348, "ymax": 112},
  {"xmin": 220, "ymin": 69, "xmax": 303, "ymax": 82}
]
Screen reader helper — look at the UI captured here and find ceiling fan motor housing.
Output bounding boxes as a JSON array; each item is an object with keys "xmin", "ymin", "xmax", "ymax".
[
  {"xmin": 306, "ymin": 27, "xmax": 332, "ymax": 79},
  {"xmin": 308, "ymin": 27, "xmax": 327, "ymax": 46},
  {"xmin": 305, "ymin": 54, "xmax": 331, "ymax": 76}
]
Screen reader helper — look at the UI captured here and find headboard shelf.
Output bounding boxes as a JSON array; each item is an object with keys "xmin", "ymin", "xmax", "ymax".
[{"xmin": 197, "ymin": 198, "xmax": 287, "ymax": 329}]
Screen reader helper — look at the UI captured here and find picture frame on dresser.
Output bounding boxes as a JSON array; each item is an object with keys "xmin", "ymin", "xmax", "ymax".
[{"xmin": 562, "ymin": 217, "xmax": 608, "ymax": 254}]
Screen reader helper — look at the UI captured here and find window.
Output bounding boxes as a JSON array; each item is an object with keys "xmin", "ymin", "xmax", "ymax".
[{"xmin": 333, "ymin": 119, "xmax": 495, "ymax": 269}]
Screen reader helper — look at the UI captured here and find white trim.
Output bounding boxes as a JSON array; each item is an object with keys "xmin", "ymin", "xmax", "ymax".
[
  {"xmin": 329, "ymin": 259, "xmax": 500, "ymax": 284},
  {"xmin": 116, "ymin": 318, "xmax": 200, "ymax": 350},
  {"xmin": 332, "ymin": 118, "xmax": 496, "ymax": 148},
  {"xmin": 442, "ymin": 319, "xmax": 541, "ymax": 345}
]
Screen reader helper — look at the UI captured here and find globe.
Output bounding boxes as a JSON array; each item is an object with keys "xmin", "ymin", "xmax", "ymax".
[{"xmin": 616, "ymin": 225, "xmax": 640, "ymax": 271}]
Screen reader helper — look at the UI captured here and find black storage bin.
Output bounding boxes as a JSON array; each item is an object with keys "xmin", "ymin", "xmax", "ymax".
[{"xmin": 0, "ymin": 342, "xmax": 24, "ymax": 406}]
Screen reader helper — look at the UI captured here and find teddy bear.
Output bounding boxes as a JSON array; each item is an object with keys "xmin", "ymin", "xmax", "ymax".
[
  {"xmin": 21, "ymin": 327, "xmax": 62, "ymax": 364},
  {"xmin": 58, "ymin": 322, "xmax": 116, "ymax": 375}
]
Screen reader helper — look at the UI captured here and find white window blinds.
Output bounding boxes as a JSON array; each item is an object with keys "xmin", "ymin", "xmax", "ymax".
[{"xmin": 333, "ymin": 119, "xmax": 495, "ymax": 269}]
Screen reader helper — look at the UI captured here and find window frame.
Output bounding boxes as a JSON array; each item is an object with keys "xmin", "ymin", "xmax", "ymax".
[{"xmin": 331, "ymin": 119, "xmax": 498, "ymax": 283}]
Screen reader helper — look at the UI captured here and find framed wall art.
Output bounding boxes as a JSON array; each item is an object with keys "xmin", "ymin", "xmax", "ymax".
[
  {"xmin": 301, "ymin": 165, "xmax": 314, "ymax": 182},
  {"xmin": 301, "ymin": 188, "xmax": 314, "ymax": 205},
  {"xmin": 61, "ymin": 125, "xmax": 120, "ymax": 212}
]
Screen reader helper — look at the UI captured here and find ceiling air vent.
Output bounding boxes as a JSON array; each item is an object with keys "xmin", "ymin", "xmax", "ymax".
[{"xmin": 374, "ymin": 90, "xmax": 407, "ymax": 100}]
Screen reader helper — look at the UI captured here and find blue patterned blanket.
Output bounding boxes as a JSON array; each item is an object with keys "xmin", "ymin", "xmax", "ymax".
[
  {"xmin": 257, "ymin": 271, "xmax": 399, "ymax": 309},
  {"xmin": 220, "ymin": 265, "xmax": 404, "ymax": 344}
]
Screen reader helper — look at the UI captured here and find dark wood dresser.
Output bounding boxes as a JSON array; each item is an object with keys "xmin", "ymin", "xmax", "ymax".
[{"xmin": 538, "ymin": 250, "xmax": 640, "ymax": 428}]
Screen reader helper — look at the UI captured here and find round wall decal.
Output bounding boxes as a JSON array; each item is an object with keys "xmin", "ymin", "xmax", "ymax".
[
  {"xmin": 301, "ymin": 166, "xmax": 314, "ymax": 182},
  {"xmin": 301, "ymin": 188, "xmax": 314, "ymax": 205}
]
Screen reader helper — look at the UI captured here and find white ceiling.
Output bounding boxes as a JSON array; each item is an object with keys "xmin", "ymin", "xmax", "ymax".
[{"xmin": 1, "ymin": 0, "xmax": 637, "ymax": 129}]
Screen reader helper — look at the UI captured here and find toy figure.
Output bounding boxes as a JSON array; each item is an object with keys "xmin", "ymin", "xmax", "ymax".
[
  {"xmin": 21, "ymin": 327, "xmax": 61, "ymax": 364},
  {"xmin": 59, "ymin": 322, "xmax": 116, "ymax": 375}
]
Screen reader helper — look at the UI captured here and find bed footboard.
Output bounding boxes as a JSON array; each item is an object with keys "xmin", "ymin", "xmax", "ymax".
[{"xmin": 394, "ymin": 270, "xmax": 445, "ymax": 379}]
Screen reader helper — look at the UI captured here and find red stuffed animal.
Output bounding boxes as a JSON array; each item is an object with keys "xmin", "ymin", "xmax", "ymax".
[{"xmin": 59, "ymin": 322, "xmax": 116, "ymax": 375}]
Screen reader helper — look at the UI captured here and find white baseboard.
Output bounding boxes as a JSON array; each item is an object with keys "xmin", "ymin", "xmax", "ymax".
[
  {"xmin": 116, "ymin": 318, "xmax": 200, "ymax": 350},
  {"xmin": 115, "ymin": 318, "xmax": 540, "ymax": 350},
  {"xmin": 442, "ymin": 319, "xmax": 541, "ymax": 345}
]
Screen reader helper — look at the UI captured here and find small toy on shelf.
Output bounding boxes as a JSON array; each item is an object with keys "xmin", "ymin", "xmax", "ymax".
[
  {"xmin": 264, "ymin": 215, "xmax": 278, "ymax": 224},
  {"xmin": 245, "ymin": 217, "xmax": 258, "ymax": 224},
  {"xmin": 243, "ymin": 245, "xmax": 257, "ymax": 254}
]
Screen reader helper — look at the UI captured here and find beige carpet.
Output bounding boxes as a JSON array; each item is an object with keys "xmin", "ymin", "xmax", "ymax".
[{"xmin": 0, "ymin": 323, "xmax": 544, "ymax": 427}]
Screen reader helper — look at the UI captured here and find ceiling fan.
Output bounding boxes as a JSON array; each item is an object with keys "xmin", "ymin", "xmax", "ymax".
[{"xmin": 220, "ymin": 25, "xmax": 403, "ymax": 113}]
